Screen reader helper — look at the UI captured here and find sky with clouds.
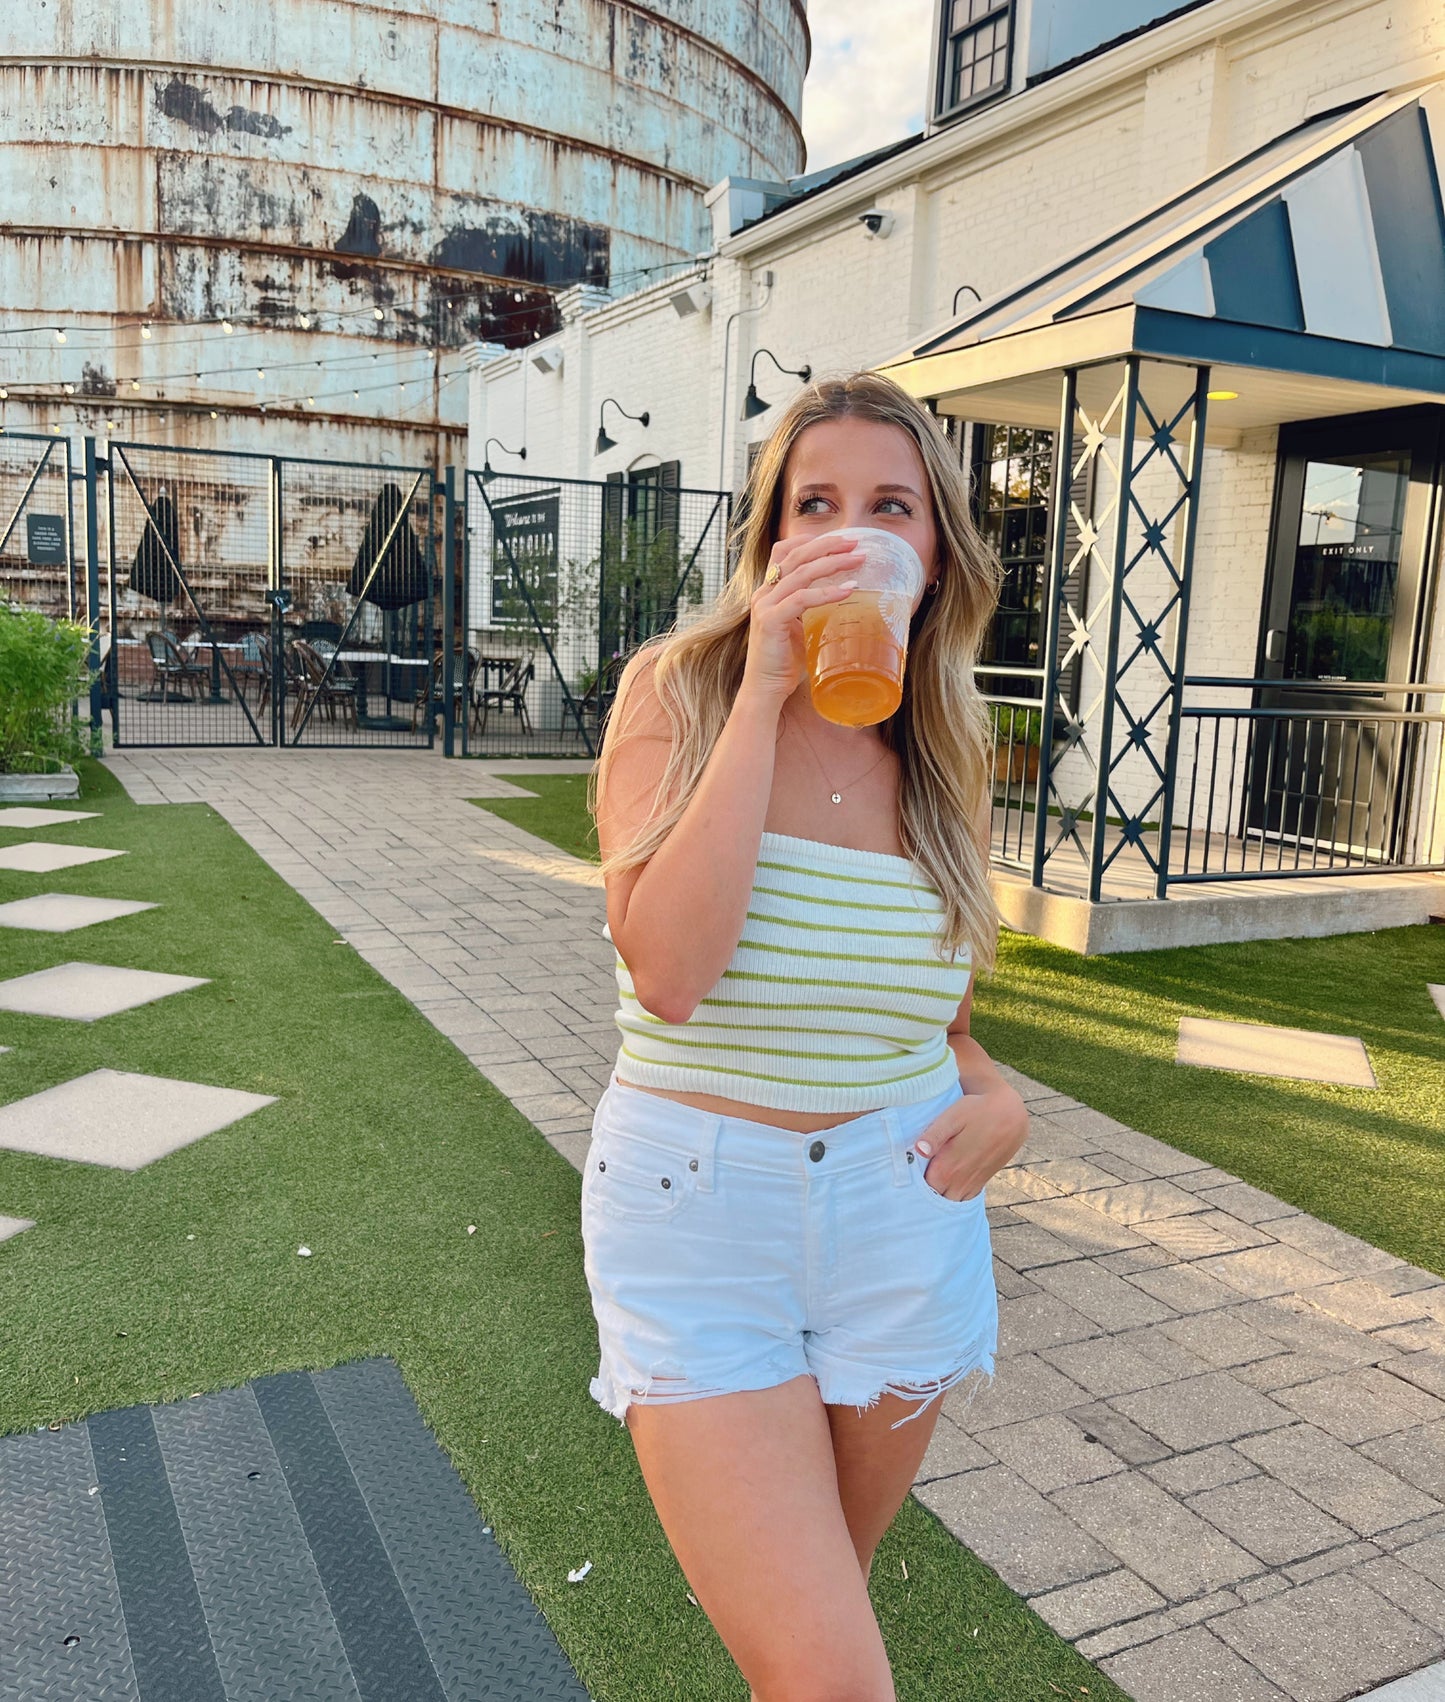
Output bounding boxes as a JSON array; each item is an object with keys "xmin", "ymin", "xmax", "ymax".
[{"xmin": 799, "ymin": 0, "xmax": 935, "ymax": 174}]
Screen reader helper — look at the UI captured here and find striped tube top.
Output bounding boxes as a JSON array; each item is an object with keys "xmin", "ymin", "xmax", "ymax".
[{"xmin": 604, "ymin": 830, "xmax": 972, "ymax": 1114}]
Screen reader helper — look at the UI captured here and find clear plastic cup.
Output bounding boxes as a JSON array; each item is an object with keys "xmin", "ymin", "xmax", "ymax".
[{"xmin": 801, "ymin": 527, "xmax": 925, "ymax": 727}]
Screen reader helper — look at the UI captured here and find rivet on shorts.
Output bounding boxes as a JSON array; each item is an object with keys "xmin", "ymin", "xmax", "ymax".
[
  {"xmin": 689, "ymin": 1158, "xmax": 698, "ymax": 1171},
  {"xmin": 598, "ymin": 1161, "xmax": 606, "ymax": 1171},
  {"xmin": 660, "ymin": 1176, "xmax": 671, "ymax": 1189},
  {"xmin": 906, "ymin": 1150, "xmax": 915, "ymax": 1163},
  {"xmin": 809, "ymin": 1139, "xmax": 825, "ymax": 1163}
]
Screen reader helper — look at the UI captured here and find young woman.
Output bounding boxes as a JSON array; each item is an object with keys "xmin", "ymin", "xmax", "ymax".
[{"xmin": 583, "ymin": 371, "xmax": 1030, "ymax": 1701}]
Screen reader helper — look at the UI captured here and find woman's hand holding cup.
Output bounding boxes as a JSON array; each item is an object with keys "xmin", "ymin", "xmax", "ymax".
[{"xmin": 740, "ymin": 534, "xmax": 864, "ymax": 707}]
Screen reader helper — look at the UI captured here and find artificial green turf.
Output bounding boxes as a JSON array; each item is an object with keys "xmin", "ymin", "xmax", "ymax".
[
  {"xmin": 471, "ymin": 770, "xmax": 599, "ymax": 862},
  {"xmin": 0, "ymin": 758, "xmax": 1122, "ymax": 1702},
  {"xmin": 473, "ymin": 774, "xmax": 1445, "ymax": 1279}
]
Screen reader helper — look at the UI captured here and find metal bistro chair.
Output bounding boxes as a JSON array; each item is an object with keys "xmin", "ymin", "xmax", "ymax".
[
  {"xmin": 563, "ymin": 653, "xmax": 625, "ymax": 744},
  {"xmin": 145, "ymin": 630, "xmax": 207, "ymax": 702},
  {"xmin": 471, "ymin": 650, "xmax": 535, "ymax": 739},
  {"xmin": 412, "ymin": 648, "xmax": 479, "ymax": 732},
  {"xmin": 289, "ymin": 638, "xmax": 358, "ymax": 732}
]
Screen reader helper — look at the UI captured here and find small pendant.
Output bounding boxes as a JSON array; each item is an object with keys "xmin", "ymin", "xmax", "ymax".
[{"xmin": 830, "ymin": 792, "xmax": 842, "ymax": 805}]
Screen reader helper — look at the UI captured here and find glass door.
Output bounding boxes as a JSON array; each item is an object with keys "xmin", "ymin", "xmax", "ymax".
[{"xmin": 1250, "ymin": 408, "xmax": 1442, "ymax": 855}]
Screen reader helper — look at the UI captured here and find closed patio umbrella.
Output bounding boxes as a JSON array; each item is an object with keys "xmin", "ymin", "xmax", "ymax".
[
  {"xmin": 127, "ymin": 491, "xmax": 182, "ymax": 606},
  {"xmin": 348, "ymin": 482, "xmax": 429, "ymax": 612}
]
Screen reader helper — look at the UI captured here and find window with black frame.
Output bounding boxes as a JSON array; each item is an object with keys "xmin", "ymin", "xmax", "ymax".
[
  {"xmin": 936, "ymin": 0, "xmax": 1013, "ymax": 123},
  {"xmin": 971, "ymin": 423, "xmax": 1052, "ymax": 691}
]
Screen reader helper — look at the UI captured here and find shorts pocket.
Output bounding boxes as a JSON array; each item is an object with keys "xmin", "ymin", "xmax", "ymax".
[
  {"xmin": 586, "ymin": 1128, "xmax": 697, "ymax": 1225},
  {"xmin": 911, "ymin": 1157, "xmax": 986, "ymax": 1216}
]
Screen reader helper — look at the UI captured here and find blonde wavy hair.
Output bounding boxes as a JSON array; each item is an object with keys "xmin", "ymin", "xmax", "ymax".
[{"xmin": 587, "ymin": 370, "xmax": 1003, "ymax": 968}]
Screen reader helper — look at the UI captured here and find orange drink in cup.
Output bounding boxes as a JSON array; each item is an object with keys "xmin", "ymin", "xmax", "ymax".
[{"xmin": 801, "ymin": 528, "xmax": 924, "ymax": 727}]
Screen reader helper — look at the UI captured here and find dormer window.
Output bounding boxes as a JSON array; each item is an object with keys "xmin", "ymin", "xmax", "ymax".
[{"xmin": 935, "ymin": 0, "xmax": 1014, "ymax": 124}]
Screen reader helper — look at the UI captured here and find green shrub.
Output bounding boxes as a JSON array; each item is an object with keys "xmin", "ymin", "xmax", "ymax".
[
  {"xmin": 989, "ymin": 702, "xmax": 1044, "ymax": 745},
  {"xmin": 0, "ymin": 605, "xmax": 93, "ymax": 774}
]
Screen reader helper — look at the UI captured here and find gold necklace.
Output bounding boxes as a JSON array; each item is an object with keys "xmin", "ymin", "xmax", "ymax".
[{"xmin": 786, "ymin": 710, "xmax": 894, "ymax": 805}]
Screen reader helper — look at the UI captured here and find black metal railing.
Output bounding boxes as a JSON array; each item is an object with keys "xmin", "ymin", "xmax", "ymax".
[
  {"xmin": 976, "ymin": 664, "xmax": 1047, "ymax": 871},
  {"xmin": 1173, "ymin": 679, "xmax": 1445, "ymax": 883}
]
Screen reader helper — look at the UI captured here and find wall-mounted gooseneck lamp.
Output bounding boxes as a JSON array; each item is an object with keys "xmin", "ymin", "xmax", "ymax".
[
  {"xmin": 480, "ymin": 437, "xmax": 526, "ymax": 485},
  {"xmin": 594, "ymin": 396, "xmax": 650, "ymax": 456},
  {"xmin": 952, "ymin": 283, "xmax": 982, "ymax": 315},
  {"xmin": 741, "ymin": 347, "xmax": 812, "ymax": 420}
]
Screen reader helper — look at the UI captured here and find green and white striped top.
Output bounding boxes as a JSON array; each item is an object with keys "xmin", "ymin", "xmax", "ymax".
[{"xmin": 606, "ymin": 830, "xmax": 972, "ymax": 1113}]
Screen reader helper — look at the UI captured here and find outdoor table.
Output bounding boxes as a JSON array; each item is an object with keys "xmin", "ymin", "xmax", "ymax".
[
  {"xmin": 333, "ymin": 649, "xmax": 429, "ymax": 730},
  {"xmin": 182, "ymin": 639, "xmax": 246, "ymax": 705}
]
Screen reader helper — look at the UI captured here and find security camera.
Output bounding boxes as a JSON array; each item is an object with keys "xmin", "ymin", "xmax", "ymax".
[{"xmin": 857, "ymin": 208, "xmax": 895, "ymax": 240}]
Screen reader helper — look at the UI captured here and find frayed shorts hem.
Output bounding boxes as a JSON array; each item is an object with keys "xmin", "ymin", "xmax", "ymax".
[{"xmin": 590, "ymin": 1340, "xmax": 996, "ymax": 1433}]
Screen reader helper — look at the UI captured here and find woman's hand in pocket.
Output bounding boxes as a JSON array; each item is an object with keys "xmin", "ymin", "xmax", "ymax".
[{"xmin": 914, "ymin": 1083, "xmax": 1029, "ymax": 1202}]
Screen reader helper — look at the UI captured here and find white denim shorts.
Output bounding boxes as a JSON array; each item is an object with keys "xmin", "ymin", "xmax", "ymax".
[{"xmin": 581, "ymin": 1071, "xmax": 998, "ymax": 1431}]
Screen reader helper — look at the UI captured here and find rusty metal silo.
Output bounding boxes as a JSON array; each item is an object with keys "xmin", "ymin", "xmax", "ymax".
[{"xmin": 0, "ymin": 1, "xmax": 808, "ymax": 465}]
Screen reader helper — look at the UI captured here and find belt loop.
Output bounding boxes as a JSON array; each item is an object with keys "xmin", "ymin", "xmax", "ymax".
[
  {"xmin": 692, "ymin": 1113, "xmax": 721, "ymax": 1193},
  {"xmin": 886, "ymin": 1108, "xmax": 912, "ymax": 1187}
]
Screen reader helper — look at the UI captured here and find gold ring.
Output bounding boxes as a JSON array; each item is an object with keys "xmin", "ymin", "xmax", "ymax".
[{"xmin": 764, "ymin": 564, "xmax": 782, "ymax": 586}]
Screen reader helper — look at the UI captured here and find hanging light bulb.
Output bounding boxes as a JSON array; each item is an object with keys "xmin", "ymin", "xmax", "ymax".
[
  {"xmin": 373, "ymin": 306, "xmax": 385, "ymax": 320},
  {"xmin": 209, "ymin": 409, "xmax": 218, "ymax": 419},
  {"xmin": 221, "ymin": 320, "xmax": 234, "ymax": 334},
  {"xmin": 131, "ymin": 379, "xmax": 140, "ymax": 390},
  {"xmin": 298, "ymin": 313, "xmax": 311, "ymax": 329},
  {"xmin": 256, "ymin": 368, "xmax": 265, "ymax": 378},
  {"xmin": 513, "ymin": 291, "xmax": 523, "ymax": 303},
  {"xmin": 306, "ymin": 395, "xmax": 315, "ymax": 406},
  {"xmin": 352, "ymin": 389, "xmax": 359, "ymax": 398},
  {"xmin": 55, "ymin": 329, "xmax": 67, "ymax": 343},
  {"xmin": 140, "ymin": 323, "xmax": 152, "ymax": 339},
  {"xmin": 0, "ymin": 387, "xmax": 8, "ymax": 400},
  {"xmin": 63, "ymin": 382, "xmax": 75, "ymax": 394}
]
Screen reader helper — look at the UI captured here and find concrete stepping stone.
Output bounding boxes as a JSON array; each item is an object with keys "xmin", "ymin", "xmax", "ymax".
[
  {"xmin": 0, "ymin": 1358, "xmax": 588, "ymax": 1700},
  {"xmin": 1355, "ymin": 1659, "xmax": 1445, "ymax": 1698},
  {"xmin": 0, "ymin": 1068, "xmax": 275, "ymax": 1168},
  {"xmin": 1176, "ymin": 1016, "xmax": 1377, "ymax": 1089},
  {"xmin": 0, "ymin": 1214, "xmax": 34, "ymax": 1242},
  {"xmin": 1429, "ymin": 986, "xmax": 1444, "ymax": 1022},
  {"xmin": 0, "ymin": 808, "xmax": 99, "ymax": 827},
  {"xmin": 0, "ymin": 842, "xmax": 124, "ymax": 874},
  {"xmin": 0, "ymin": 962, "xmax": 207, "ymax": 1022},
  {"xmin": 0, "ymin": 893, "xmax": 158, "ymax": 933}
]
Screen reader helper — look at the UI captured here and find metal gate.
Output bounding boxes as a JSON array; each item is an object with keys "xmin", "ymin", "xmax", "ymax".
[
  {"xmin": 1, "ymin": 432, "xmax": 79, "ymax": 621},
  {"xmin": 101, "ymin": 440, "xmax": 437, "ymax": 749},
  {"xmin": 459, "ymin": 469, "xmax": 731, "ymax": 757}
]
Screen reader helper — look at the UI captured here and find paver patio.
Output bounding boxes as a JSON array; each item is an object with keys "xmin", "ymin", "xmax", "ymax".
[{"xmin": 100, "ymin": 746, "xmax": 1445, "ymax": 1702}]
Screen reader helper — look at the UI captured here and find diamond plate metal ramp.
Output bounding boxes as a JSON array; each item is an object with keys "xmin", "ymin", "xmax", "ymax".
[{"xmin": 0, "ymin": 1360, "xmax": 590, "ymax": 1701}]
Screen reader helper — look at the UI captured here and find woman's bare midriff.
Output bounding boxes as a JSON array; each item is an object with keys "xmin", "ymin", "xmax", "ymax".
[{"xmin": 612, "ymin": 1075, "xmax": 881, "ymax": 1133}]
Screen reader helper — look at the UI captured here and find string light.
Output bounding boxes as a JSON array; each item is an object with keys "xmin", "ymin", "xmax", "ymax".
[
  {"xmin": 55, "ymin": 330, "xmax": 66, "ymax": 343},
  {"xmin": 140, "ymin": 323, "xmax": 152, "ymax": 340},
  {"xmin": 297, "ymin": 313, "xmax": 311, "ymax": 329},
  {"xmin": 221, "ymin": 320, "xmax": 234, "ymax": 334},
  {"xmin": 63, "ymin": 382, "xmax": 75, "ymax": 394},
  {"xmin": 373, "ymin": 307, "xmax": 384, "ymax": 321},
  {"xmin": 209, "ymin": 409, "xmax": 218, "ymax": 419}
]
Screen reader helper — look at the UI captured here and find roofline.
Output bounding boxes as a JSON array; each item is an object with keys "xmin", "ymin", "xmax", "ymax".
[{"xmin": 721, "ymin": 0, "xmax": 1317, "ymax": 259}]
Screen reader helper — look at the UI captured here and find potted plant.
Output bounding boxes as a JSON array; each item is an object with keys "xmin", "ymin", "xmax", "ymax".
[
  {"xmin": 0, "ymin": 605, "xmax": 95, "ymax": 800},
  {"xmin": 990, "ymin": 703, "xmax": 1043, "ymax": 784}
]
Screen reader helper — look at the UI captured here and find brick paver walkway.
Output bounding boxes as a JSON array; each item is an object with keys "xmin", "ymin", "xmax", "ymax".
[{"xmin": 107, "ymin": 746, "xmax": 1445, "ymax": 1702}]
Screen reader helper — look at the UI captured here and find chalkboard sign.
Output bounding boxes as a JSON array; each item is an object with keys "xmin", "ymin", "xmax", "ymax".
[{"xmin": 26, "ymin": 513, "xmax": 67, "ymax": 565}]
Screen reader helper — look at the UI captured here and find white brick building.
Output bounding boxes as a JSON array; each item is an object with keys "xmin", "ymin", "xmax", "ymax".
[{"xmin": 469, "ymin": 0, "xmax": 1445, "ymax": 949}]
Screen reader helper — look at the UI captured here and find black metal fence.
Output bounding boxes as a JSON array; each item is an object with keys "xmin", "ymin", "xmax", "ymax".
[
  {"xmin": 1174, "ymin": 679, "xmax": 1445, "ymax": 882},
  {"xmin": 976, "ymin": 671, "xmax": 1445, "ymax": 890},
  {"xmin": 1, "ymin": 432, "xmax": 78, "ymax": 623},
  {"xmin": 99, "ymin": 441, "xmax": 437, "ymax": 749},
  {"xmin": 458, "ymin": 469, "xmax": 732, "ymax": 758}
]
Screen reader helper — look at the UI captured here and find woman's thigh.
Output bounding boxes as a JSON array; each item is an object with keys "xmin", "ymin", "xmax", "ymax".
[
  {"xmin": 827, "ymin": 1391, "xmax": 944, "ymax": 1576},
  {"xmin": 626, "ymin": 1374, "xmax": 896, "ymax": 1702}
]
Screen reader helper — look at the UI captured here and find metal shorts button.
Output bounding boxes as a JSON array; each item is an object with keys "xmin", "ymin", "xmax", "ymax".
[{"xmin": 809, "ymin": 1139, "xmax": 825, "ymax": 1163}]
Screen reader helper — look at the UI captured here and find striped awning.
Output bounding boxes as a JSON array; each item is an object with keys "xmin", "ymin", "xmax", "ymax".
[{"xmin": 879, "ymin": 81, "xmax": 1445, "ymax": 435}]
